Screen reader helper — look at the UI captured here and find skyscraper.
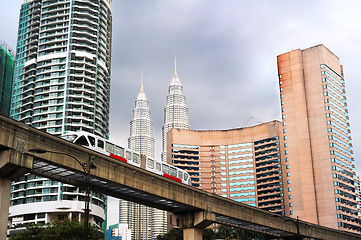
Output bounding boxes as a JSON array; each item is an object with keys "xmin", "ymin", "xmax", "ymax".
[
  {"xmin": 128, "ymin": 74, "xmax": 154, "ymax": 158},
  {"xmin": 277, "ymin": 45, "xmax": 361, "ymax": 233},
  {"xmin": 10, "ymin": 0, "xmax": 112, "ymax": 138},
  {"xmin": 161, "ymin": 58, "xmax": 190, "ymax": 162},
  {"xmin": 0, "ymin": 42, "xmax": 15, "ymax": 116},
  {"xmin": 120, "ymin": 75, "xmax": 154, "ymax": 240},
  {"xmin": 8, "ymin": 0, "xmax": 112, "ymax": 233}
]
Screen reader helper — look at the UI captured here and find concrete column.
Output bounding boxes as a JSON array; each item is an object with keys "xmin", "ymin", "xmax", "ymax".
[
  {"xmin": 175, "ymin": 211, "xmax": 215, "ymax": 240},
  {"xmin": 0, "ymin": 177, "xmax": 11, "ymax": 240},
  {"xmin": 183, "ymin": 227, "xmax": 203, "ymax": 240}
]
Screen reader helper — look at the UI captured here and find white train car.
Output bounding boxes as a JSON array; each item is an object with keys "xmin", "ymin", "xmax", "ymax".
[{"xmin": 61, "ymin": 132, "xmax": 192, "ymax": 185}]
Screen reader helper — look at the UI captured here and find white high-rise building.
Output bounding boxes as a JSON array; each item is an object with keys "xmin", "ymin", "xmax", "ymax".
[
  {"xmin": 161, "ymin": 58, "xmax": 191, "ymax": 162},
  {"xmin": 120, "ymin": 76, "xmax": 161, "ymax": 240},
  {"xmin": 11, "ymin": 0, "xmax": 112, "ymax": 138},
  {"xmin": 128, "ymin": 76, "xmax": 154, "ymax": 158},
  {"xmin": 8, "ymin": 0, "xmax": 112, "ymax": 235}
]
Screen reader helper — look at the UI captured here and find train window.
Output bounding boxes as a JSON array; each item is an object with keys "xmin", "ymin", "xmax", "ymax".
[
  {"xmin": 126, "ymin": 151, "xmax": 131, "ymax": 161},
  {"xmin": 88, "ymin": 136, "xmax": 95, "ymax": 147},
  {"xmin": 162, "ymin": 165, "xmax": 169, "ymax": 174},
  {"xmin": 147, "ymin": 159, "xmax": 154, "ymax": 169},
  {"xmin": 156, "ymin": 163, "xmax": 161, "ymax": 171},
  {"xmin": 98, "ymin": 140, "xmax": 104, "ymax": 149},
  {"xmin": 133, "ymin": 153, "xmax": 140, "ymax": 163},
  {"xmin": 178, "ymin": 171, "xmax": 184, "ymax": 180},
  {"xmin": 170, "ymin": 167, "xmax": 177, "ymax": 177},
  {"xmin": 114, "ymin": 146, "xmax": 124, "ymax": 157},
  {"xmin": 184, "ymin": 173, "xmax": 189, "ymax": 181},
  {"xmin": 75, "ymin": 136, "xmax": 89, "ymax": 146},
  {"xmin": 105, "ymin": 142, "xmax": 114, "ymax": 153}
]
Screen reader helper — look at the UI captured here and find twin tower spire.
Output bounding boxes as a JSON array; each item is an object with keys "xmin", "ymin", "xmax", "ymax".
[
  {"xmin": 126, "ymin": 57, "xmax": 191, "ymax": 239},
  {"xmin": 128, "ymin": 56, "xmax": 190, "ymax": 162}
]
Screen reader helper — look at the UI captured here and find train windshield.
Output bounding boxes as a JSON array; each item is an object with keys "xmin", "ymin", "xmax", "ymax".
[
  {"xmin": 74, "ymin": 136, "xmax": 89, "ymax": 146},
  {"xmin": 62, "ymin": 134, "xmax": 77, "ymax": 142}
]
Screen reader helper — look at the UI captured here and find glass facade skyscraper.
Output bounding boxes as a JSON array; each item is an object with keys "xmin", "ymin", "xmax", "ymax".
[{"xmin": 0, "ymin": 43, "xmax": 15, "ymax": 116}]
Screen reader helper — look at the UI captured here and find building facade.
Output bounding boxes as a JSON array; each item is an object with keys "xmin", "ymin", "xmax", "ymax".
[
  {"xmin": 277, "ymin": 45, "xmax": 361, "ymax": 233},
  {"xmin": 0, "ymin": 42, "xmax": 15, "ymax": 116},
  {"xmin": 161, "ymin": 59, "xmax": 190, "ymax": 162},
  {"xmin": 11, "ymin": 0, "xmax": 112, "ymax": 138},
  {"xmin": 120, "ymin": 81, "xmax": 153, "ymax": 240},
  {"xmin": 106, "ymin": 223, "xmax": 132, "ymax": 240},
  {"xmin": 9, "ymin": 0, "xmax": 112, "ymax": 233},
  {"xmin": 167, "ymin": 121, "xmax": 290, "ymax": 215},
  {"xmin": 119, "ymin": 80, "xmax": 167, "ymax": 239}
]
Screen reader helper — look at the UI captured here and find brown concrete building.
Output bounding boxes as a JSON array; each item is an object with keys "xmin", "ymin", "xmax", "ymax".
[
  {"xmin": 167, "ymin": 121, "xmax": 291, "ymax": 215},
  {"xmin": 277, "ymin": 45, "xmax": 361, "ymax": 233}
]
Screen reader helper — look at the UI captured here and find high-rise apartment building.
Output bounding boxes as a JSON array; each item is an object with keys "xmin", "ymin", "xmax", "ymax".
[
  {"xmin": 277, "ymin": 45, "xmax": 361, "ymax": 233},
  {"xmin": 120, "ymin": 80, "xmax": 153, "ymax": 240},
  {"xmin": 0, "ymin": 42, "xmax": 15, "ymax": 116},
  {"xmin": 9, "ymin": 0, "xmax": 112, "ymax": 234},
  {"xmin": 167, "ymin": 121, "xmax": 290, "ymax": 215},
  {"xmin": 11, "ymin": 0, "xmax": 112, "ymax": 138},
  {"xmin": 161, "ymin": 58, "xmax": 190, "ymax": 162}
]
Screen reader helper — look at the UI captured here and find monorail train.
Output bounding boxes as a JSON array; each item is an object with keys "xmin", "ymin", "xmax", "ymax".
[{"xmin": 61, "ymin": 131, "xmax": 192, "ymax": 185}]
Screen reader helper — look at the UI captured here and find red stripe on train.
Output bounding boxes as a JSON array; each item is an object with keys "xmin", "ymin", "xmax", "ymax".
[
  {"xmin": 163, "ymin": 173, "xmax": 182, "ymax": 183},
  {"xmin": 109, "ymin": 153, "xmax": 127, "ymax": 163}
]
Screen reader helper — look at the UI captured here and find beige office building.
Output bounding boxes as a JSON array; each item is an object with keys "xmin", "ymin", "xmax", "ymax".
[
  {"xmin": 167, "ymin": 121, "xmax": 290, "ymax": 215},
  {"xmin": 277, "ymin": 45, "xmax": 360, "ymax": 233}
]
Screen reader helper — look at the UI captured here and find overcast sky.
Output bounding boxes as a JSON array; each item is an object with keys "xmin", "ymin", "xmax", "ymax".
[{"xmin": 2, "ymin": 0, "xmax": 361, "ymax": 226}]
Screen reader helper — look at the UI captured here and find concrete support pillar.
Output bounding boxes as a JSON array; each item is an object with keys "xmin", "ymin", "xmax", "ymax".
[
  {"xmin": 183, "ymin": 227, "xmax": 203, "ymax": 240},
  {"xmin": 174, "ymin": 211, "xmax": 216, "ymax": 240},
  {"xmin": 0, "ymin": 177, "xmax": 11, "ymax": 240}
]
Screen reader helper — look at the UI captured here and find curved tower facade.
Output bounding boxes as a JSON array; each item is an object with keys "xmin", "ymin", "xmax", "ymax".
[
  {"xmin": 8, "ymin": 0, "xmax": 112, "ymax": 235},
  {"xmin": 161, "ymin": 58, "xmax": 190, "ymax": 162}
]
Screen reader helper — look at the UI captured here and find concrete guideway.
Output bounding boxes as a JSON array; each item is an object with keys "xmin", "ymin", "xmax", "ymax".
[{"xmin": 0, "ymin": 114, "xmax": 360, "ymax": 240}]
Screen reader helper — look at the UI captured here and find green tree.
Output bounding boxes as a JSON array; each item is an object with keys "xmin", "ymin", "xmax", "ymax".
[
  {"xmin": 10, "ymin": 218, "xmax": 104, "ymax": 240},
  {"xmin": 156, "ymin": 228, "xmax": 183, "ymax": 240},
  {"xmin": 157, "ymin": 228, "xmax": 216, "ymax": 240},
  {"xmin": 215, "ymin": 224, "xmax": 269, "ymax": 240},
  {"xmin": 203, "ymin": 228, "xmax": 216, "ymax": 240}
]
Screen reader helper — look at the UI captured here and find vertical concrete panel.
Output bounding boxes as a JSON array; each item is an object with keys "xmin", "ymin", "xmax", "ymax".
[
  {"xmin": 183, "ymin": 228, "xmax": 203, "ymax": 240},
  {"xmin": 0, "ymin": 177, "xmax": 11, "ymax": 240}
]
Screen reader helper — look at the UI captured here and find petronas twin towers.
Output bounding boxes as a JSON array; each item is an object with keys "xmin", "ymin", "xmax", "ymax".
[{"xmin": 119, "ymin": 59, "xmax": 190, "ymax": 240}]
